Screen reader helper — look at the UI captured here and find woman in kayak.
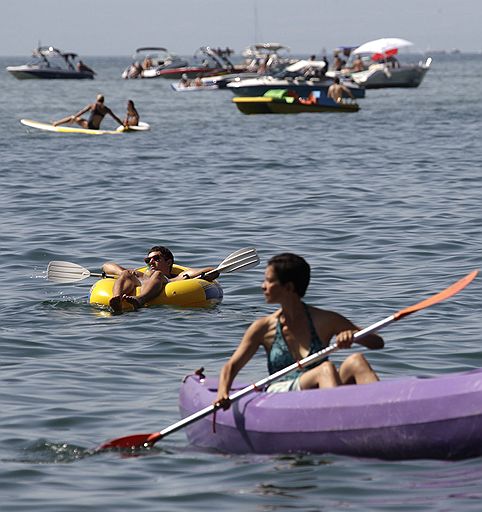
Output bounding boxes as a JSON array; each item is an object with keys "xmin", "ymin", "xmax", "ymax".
[{"xmin": 216, "ymin": 253, "xmax": 383, "ymax": 408}]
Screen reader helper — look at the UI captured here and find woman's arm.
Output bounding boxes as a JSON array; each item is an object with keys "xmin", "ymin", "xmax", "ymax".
[
  {"xmin": 216, "ymin": 317, "xmax": 267, "ymax": 409},
  {"xmin": 313, "ymin": 308, "xmax": 384, "ymax": 350}
]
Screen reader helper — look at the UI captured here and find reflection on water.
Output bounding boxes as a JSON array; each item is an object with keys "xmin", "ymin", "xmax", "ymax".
[{"xmin": 0, "ymin": 54, "xmax": 481, "ymax": 511}]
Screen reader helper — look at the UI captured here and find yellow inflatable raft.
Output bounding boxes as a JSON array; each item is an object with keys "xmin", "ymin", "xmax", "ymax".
[{"xmin": 89, "ymin": 264, "xmax": 223, "ymax": 311}]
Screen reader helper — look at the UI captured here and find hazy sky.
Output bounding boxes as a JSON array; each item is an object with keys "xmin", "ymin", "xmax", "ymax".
[{"xmin": 1, "ymin": 0, "xmax": 480, "ymax": 57}]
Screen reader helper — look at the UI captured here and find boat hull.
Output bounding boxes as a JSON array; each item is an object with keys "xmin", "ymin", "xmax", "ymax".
[
  {"xmin": 233, "ymin": 96, "xmax": 359, "ymax": 114},
  {"xmin": 179, "ymin": 369, "xmax": 482, "ymax": 460},
  {"xmin": 351, "ymin": 61, "xmax": 431, "ymax": 89},
  {"xmin": 6, "ymin": 66, "xmax": 94, "ymax": 80},
  {"xmin": 227, "ymin": 79, "xmax": 365, "ymax": 99},
  {"xmin": 155, "ymin": 67, "xmax": 228, "ymax": 80}
]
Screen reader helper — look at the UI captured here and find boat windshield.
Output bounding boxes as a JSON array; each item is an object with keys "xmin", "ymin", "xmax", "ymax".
[
  {"xmin": 133, "ymin": 47, "xmax": 175, "ymax": 66},
  {"xmin": 273, "ymin": 59, "xmax": 327, "ymax": 79},
  {"xmin": 192, "ymin": 46, "xmax": 235, "ymax": 70},
  {"xmin": 29, "ymin": 46, "xmax": 78, "ymax": 70},
  {"xmin": 242, "ymin": 42, "xmax": 292, "ymax": 73}
]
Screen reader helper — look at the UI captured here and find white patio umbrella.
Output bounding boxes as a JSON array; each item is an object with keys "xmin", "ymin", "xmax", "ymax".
[{"xmin": 352, "ymin": 38, "xmax": 413, "ymax": 58}]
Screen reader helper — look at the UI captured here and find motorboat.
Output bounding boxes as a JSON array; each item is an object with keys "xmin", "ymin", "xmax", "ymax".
[
  {"xmin": 226, "ymin": 59, "xmax": 365, "ymax": 99},
  {"xmin": 171, "ymin": 42, "xmax": 296, "ymax": 92},
  {"xmin": 343, "ymin": 38, "xmax": 432, "ymax": 88},
  {"xmin": 153, "ymin": 46, "xmax": 237, "ymax": 79},
  {"xmin": 6, "ymin": 46, "xmax": 95, "ymax": 79},
  {"xmin": 241, "ymin": 42, "xmax": 295, "ymax": 74},
  {"xmin": 171, "ymin": 71, "xmax": 260, "ymax": 92},
  {"xmin": 349, "ymin": 58, "xmax": 432, "ymax": 89},
  {"xmin": 179, "ymin": 368, "xmax": 482, "ymax": 459},
  {"xmin": 232, "ymin": 89, "xmax": 359, "ymax": 114},
  {"xmin": 121, "ymin": 47, "xmax": 189, "ymax": 79}
]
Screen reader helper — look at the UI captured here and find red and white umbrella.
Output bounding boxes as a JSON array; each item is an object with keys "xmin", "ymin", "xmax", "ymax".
[{"xmin": 352, "ymin": 38, "xmax": 413, "ymax": 60}]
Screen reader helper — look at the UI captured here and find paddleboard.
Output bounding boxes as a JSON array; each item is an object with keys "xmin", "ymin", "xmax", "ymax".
[
  {"xmin": 20, "ymin": 119, "xmax": 150, "ymax": 135},
  {"xmin": 123, "ymin": 122, "xmax": 150, "ymax": 131}
]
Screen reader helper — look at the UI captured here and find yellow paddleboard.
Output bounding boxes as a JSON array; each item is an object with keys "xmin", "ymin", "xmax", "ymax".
[{"xmin": 20, "ymin": 119, "xmax": 150, "ymax": 134}]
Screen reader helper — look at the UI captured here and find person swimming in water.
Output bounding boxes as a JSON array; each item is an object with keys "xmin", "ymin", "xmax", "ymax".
[{"xmin": 53, "ymin": 94, "xmax": 124, "ymax": 130}]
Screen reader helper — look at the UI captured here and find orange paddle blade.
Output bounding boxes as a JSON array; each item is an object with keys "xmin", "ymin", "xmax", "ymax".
[{"xmin": 394, "ymin": 270, "xmax": 478, "ymax": 320}]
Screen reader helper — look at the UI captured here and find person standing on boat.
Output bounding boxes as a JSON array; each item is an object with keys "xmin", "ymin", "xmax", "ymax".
[
  {"xmin": 53, "ymin": 94, "xmax": 124, "ymax": 130},
  {"xmin": 327, "ymin": 77, "xmax": 355, "ymax": 103},
  {"xmin": 124, "ymin": 99, "xmax": 140, "ymax": 127},
  {"xmin": 216, "ymin": 253, "xmax": 383, "ymax": 408},
  {"xmin": 103, "ymin": 246, "xmax": 219, "ymax": 313}
]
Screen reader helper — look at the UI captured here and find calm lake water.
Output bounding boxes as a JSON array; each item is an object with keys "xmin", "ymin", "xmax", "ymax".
[{"xmin": 1, "ymin": 53, "xmax": 481, "ymax": 511}]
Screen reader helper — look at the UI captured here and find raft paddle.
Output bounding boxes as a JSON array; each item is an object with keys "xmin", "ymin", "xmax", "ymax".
[
  {"xmin": 47, "ymin": 261, "xmax": 116, "ymax": 283},
  {"xmin": 97, "ymin": 269, "xmax": 478, "ymax": 451},
  {"xmin": 203, "ymin": 247, "xmax": 260, "ymax": 278},
  {"xmin": 47, "ymin": 248, "xmax": 260, "ymax": 284}
]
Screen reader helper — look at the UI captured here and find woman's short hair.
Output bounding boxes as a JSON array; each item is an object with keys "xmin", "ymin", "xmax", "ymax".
[{"xmin": 267, "ymin": 253, "xmax": 310, "ymax": 297}]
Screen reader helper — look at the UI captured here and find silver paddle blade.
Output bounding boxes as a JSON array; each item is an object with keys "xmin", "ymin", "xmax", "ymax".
[
  {"xmin": 47, "ymin": 261, "xmax": 92, "ymax": 283},
  {"xmin": 218, "ymin": 253, "xmax": 260, "ymax": 273},
  {"xmin": 217, "ymin": 247, "xmax": 257, "ymax": 267}
]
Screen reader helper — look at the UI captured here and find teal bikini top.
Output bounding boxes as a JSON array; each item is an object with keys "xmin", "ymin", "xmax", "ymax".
[{"xmin": 267, "ymin": 303, "xmax": 327, "ymax": 379}]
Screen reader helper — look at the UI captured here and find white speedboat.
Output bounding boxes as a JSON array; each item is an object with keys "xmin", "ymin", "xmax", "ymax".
[
  {"xmin": 6, "ymin": 46, "xmax": 95, "ymax": 79},
  {"xmin": 349, "ymin": 58, "xmax": 432, "ymax": 89},
  {"xmin": 345, "ymin": 38, "xmax": 432, "ymax": 89},
  {"xmin": 121, "ymin": 47, "xmax": 188, "ymax": 79},
  {"xmin": 241, "ymin": 42, "xmax": 295, "ymax": 74},
  {"xmin": 152, "ymin": 46, "xmax": 237, "ymax": 80}
]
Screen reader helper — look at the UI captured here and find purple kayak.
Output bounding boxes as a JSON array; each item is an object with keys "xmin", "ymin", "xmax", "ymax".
[{"xmin": 179, "ymin": 369, "xmax": 482, "ymax": 460}]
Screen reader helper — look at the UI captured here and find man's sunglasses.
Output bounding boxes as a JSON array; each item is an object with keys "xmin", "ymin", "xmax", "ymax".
[{"xmin": 144, "ymin": 254, "xmax": 162, "ymax": 265}]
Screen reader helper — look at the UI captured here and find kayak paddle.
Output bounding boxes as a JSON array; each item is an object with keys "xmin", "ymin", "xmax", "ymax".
[
  {"xmin": 47, "ymin": 247, "xmax": 260, "ymax": 284},
  {"xmin": 97, "ymin": 269, "xmax": 478, "ymax": 451}
]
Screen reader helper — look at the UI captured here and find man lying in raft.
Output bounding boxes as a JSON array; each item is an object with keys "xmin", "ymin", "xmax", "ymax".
[
  {"xmin": 216, "ymin": 253, "xmax": 383, "ymax": 408},
  {"xmin": 53, "ymin": 94, "xmax": 124, "ymax": 130},
  {"xmin": 103, "ymin": 245, "xmax": 219, "ymax": 313}
]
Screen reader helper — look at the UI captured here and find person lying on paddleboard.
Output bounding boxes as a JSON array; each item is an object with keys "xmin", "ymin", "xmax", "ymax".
[
  {"xmin": 103, "ymin": 245, "xmax": 220, "ymax": 313},
  {"xmin": 53, "ymin": 94, "xmax": 124, "ymax": 130},
  {"xmin": 123, "ymin": 99, "xmax": 140, "ymax": 127},
  {"xmin": 215, "ymin": 253, "xmax": 384, "ymax": 409}
]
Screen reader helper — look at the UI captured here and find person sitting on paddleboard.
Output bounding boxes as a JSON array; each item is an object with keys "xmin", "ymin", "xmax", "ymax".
[
  {"xmin": 53, "ymin": 94, "xmax": 124, "ymax": 130},
  {"xmin": 103, "ymin": 245, "xmax": 219, "ymax": 313},
  {"xmin": 215, "ymin": 253, "xmax": 384, "ymax": 409},
  {"xmin": 124, "ymin": 99, "xmax": 140, "ymax": 127}
]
